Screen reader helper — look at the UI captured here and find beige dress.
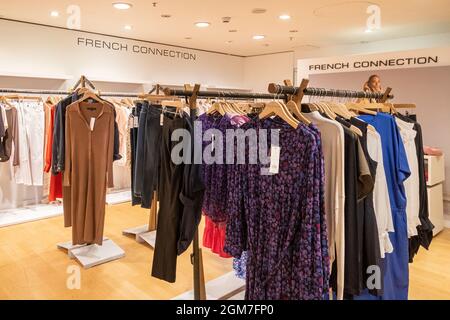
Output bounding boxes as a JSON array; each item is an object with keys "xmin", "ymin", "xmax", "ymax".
[{"xmin": 63, "ymin": 101, "xmax": 115, "ymax": 245}]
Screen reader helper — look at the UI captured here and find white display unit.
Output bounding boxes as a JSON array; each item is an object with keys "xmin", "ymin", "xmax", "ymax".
[{"xmin": 425, "ymin": 155, "xmax": 446, "ymax": 235}]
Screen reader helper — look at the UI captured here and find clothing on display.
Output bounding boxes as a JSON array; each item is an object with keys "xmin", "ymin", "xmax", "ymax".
[
  {"xmin": 0, "ymin": 80, "xmax": 434, "ymax": 302},
  {"xmin": 63, "ymin": 101, "xmax": 115, "ymax": 245},
  {"xmin": 129, "ymin": 101, "xmax": 205, "ymax": 283}
]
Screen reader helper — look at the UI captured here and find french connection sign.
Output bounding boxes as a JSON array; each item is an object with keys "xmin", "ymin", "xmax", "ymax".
[
  {"xmin": 298, "ymin": 47, "xmax": 450, "ymax": 78},
  {"xmin": 76, "ymin": 37, "xmax": 197, "ymax": 61}
]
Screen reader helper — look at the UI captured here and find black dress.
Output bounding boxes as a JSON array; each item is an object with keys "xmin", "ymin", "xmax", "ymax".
[{"xmin": 350, "ymin": 117, "xmax": 383, "ymax": 297}]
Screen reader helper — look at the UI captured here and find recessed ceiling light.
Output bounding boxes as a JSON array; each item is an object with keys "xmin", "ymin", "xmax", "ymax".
[
  {"xmin": 113, "ymin": 2, "xmax": 133, "ymax": 10},
  {"xmin": 229, "ymin": 29, "xmax": 238, "ymax": 33},
  {"xmin": 365, "ymin": 28, "xmax": 373, "ymax": 33},
  {"xmin": 279, "ymin": 14, "xmax": 291, "ymax": 20},
  {"xmin": 195, "ymin": 22, "xmax": 210, "ymax": 28},
  {"xmin": 124, "ymin": 25, "xmax": 132, "ymax": 30},
  {"xmin": 252, "ymin": 35, "xmax": 265, "ymax": 40},
  {"xmin": 50, "ymin": 11, "xmax": 59, "ymax": 17},
  {"xmin": 161, "ymin": 14, "xmax": 171, "ymax": 18},
  {"xmin": 252, "ymin": 8, "xmax": 267, "ymax": 14}
]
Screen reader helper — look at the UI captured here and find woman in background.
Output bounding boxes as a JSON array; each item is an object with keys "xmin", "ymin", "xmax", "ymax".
[{"xmin": 363, "ymin": 74, "xmax": 382, "ymax": 102}]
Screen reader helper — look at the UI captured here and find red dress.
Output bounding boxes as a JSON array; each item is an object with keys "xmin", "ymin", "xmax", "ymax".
[
  {"xmin": 44, "ymin": 104, "xmax": 63, "ymax": 201},
  {"xmin": 203, "ymin": 216, "xmax": 231, "ymax": 258}
]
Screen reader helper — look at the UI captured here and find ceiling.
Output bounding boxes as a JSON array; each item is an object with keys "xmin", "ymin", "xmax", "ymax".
[{"xmin": 1, "ymin": 0, "xmax": 450, "ymax": 56}]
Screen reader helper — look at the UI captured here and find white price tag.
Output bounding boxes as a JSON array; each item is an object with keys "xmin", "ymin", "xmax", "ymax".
[
  {"xmin": 269, "ymin": 146, "xmax": 281, "ymax": 174},
  {"xmin": 134, "ymin": 117, "xmax": 139, "ymax": 128},
  {"xmin": 90, "ymin": 118, "xmax": 96, "ymax": 131},
  {"xmin": 160, "ymin": 113, "xmax": 164, "ymax": 126}
]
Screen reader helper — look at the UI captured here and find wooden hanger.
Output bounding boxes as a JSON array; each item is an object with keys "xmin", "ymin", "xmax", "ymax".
[
  {"xmin": 346, "ymin": 102, "xmax": 377, "ymax": 115},
  {"xmin": 259, "ymin": 100, "xmax": 299, "ymax": 129},
  {"xmin": 285, "ymin": 99, "xmax": 311, "ymax": 125},
  {"xmin": 207, "ymin": 101, "xmax": 226, "ymax": 116},
  {"xmin": 306, "ymin": 103, "xmax": 319, "ymax": 112},
  {"xmin": 0, "ymin": 96, "xmax": 13, "ymax": 108},
  {"xmin": 161, "ymin": 99, "xmax": 185, "ymax": 110},
  {"xmin": 76, "ymin": 89, "xmax": 103, "ymax": 104},
  {"xmin": 318, "ymin": 102, "xmax": 338, "ymax": 120}
]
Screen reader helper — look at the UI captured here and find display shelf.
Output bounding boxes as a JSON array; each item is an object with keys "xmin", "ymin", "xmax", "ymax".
[
  {"xmin": 106, "ymin": 190, "xmax": 132, "ymax": 205},
  {"xmin": 0, "ymin": 203, "xmax": 63, "ymax": 228}
]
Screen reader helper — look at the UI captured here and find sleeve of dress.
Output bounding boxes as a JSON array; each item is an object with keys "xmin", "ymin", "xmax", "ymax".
[
  {"xmin": 356, "ymin": 139, "xmax": 375, "ymax": 200},
  {"xmin": 12, "ymin": 108, "xmax": 20, "ymax": 167},
  {"xmin": 113, "ymin": 107, "xmax": 122, "ymax": 162},
  {"xmin": 43, "ymin": 108, "xmax": 53, "ymax": 173},
  {"xmin": 394, "ymin": 121, "xmax": 411, "ymax": 185},
  {"xmin": 63, "ymin": 110, "xmax": 71, "ymax": 187},
  {"xmin": 107, "ymin": 111, "xmax": 115, "ymax": 188}
]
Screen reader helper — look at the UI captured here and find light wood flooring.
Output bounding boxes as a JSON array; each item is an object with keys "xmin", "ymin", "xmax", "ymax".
[{"xmin": 0, "ymin": 203, "xmax": 448, "ymax": 300}]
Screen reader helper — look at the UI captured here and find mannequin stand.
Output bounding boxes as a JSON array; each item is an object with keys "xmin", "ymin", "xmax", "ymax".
[
  {"xmin": 57, "ymin": 238, "xmax": 125, "ymax": 269},
  {"xmin": 122, "ymin": 192, "xmax": 158, "ymax": 248}
]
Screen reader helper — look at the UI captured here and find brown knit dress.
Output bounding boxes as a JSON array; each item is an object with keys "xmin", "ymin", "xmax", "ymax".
[{"xmin": 63, "ymin": 101, "xmax": 115, "ymax": 245}]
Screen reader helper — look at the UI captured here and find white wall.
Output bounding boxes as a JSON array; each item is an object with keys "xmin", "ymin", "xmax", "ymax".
[
  {"xmin": 243, "ymin": 52, "xmax": 295, "ymax": 93},
  {"xmin": 0, "ymin": 19, "xmax": 247, "ymax": 210},
  {"xmin": 0, "ymin": 19, "xmax": 246, "ymax": 90},
  {"xmin": 295, "ymin": 32, "xmax": 450, "ymax": 60},
  {"xmin": 309, "ymin": 67, "xmax": 450, "ymax": 201}
]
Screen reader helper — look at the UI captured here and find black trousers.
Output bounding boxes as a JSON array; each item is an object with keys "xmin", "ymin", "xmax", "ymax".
[
  {"xmin": 130, "ymin": 102, "xmax": 142, "ymax": 206},
  {"xmin": 134, "ymin": 103, "xmax": 162, "ymax": 209},
  {"xmin": 152, "ymin": 115, "xmax": 186, "ymax": 283}
]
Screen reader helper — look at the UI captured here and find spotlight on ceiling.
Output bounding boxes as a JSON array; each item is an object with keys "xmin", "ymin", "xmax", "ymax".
[
  {"xmin": 50, "ymin": 11, "xmax": 59, "ymax": 17},
  {"xmin": 195, "ymin": 22, "xmax": 210, "ymax": 28},
  {"xmin": 113, "ymin": 2, "xmax": 133, "ymax": 10},
  {"xmin": 279, "ymin": 14, "xmax": 291, "ymax": 20},
  {"xmin": 252, "ymin": 35, "xmax": 265, "ymax": 40}
]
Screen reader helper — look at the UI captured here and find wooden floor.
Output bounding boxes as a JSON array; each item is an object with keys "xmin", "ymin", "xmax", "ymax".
[{"xmin": 0, "ymin": 203, "xmax": 449, "ymax": 300}]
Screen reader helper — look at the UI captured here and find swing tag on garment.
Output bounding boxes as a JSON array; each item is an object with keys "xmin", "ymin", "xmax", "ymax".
[
  {"xmin": 269, "ymin": 146, "xmax": 281, "ymax": 174},
  {"xmin": 134, "ymin": 116, "xmax": 139, "ymax": 128},
  {"xmin": 90, "ymin": 118, "xmax": 96, "ymax": 131},
  {"xmin": 160, "ymin": 113, "xmax": 164, "ymax": 126}
]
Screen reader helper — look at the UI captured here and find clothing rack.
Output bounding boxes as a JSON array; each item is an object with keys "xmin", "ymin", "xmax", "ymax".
[
  {"xmin": 172, "ymin": 80, "xmax": 413, "ymax": 301},
  {"xmin": 0, "ymin": 88, "xmax": 141, "ymax": 98},
  {"xmin": 268, "ymin": 79, "xmax": 395, "ymax": 104},
  {"xmin": 164, "ymin": 84, "xmax": 299, "ymax": 301},
  {"xmin": 163, "ymin": 88, "xmax": 282, "ymax": 101}
]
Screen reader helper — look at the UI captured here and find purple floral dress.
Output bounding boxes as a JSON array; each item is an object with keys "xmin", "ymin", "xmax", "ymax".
[{"xmin": 224, "ymin": 117, "xmax": 330, "ymax": 300}]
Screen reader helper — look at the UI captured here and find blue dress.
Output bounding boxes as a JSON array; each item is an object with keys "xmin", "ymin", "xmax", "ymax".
[{"xmin": 356, "ymin": 113, "xmax": 411, "ymax": 300}]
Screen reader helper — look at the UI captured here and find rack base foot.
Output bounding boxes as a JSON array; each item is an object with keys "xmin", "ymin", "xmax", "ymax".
[
  {"xmin": 57, "ymin": 238, "xmax": 125, "ymax": 268},
  {"xmin": 172, "ymin": 271, "xmax": 245, "ymax": 300},
  {"xmin": 137, "ymin": 231, "xmax": 157, "ymax": 248}
]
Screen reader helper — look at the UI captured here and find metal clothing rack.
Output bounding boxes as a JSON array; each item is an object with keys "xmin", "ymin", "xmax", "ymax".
[
  {"xmin": 164, "ymin": 83, "xmax": 297, "ymax": 301},
  {"xmin": 170, "ymin": 79, "xmax": 411, "ymax": 301},
  {"xmin": 0, "ymin": 88, "xmax": 142, "ymax": 98},
  {"xmin": 268, "ymin": 79, "xmax": 395, "ymax": 105}
]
